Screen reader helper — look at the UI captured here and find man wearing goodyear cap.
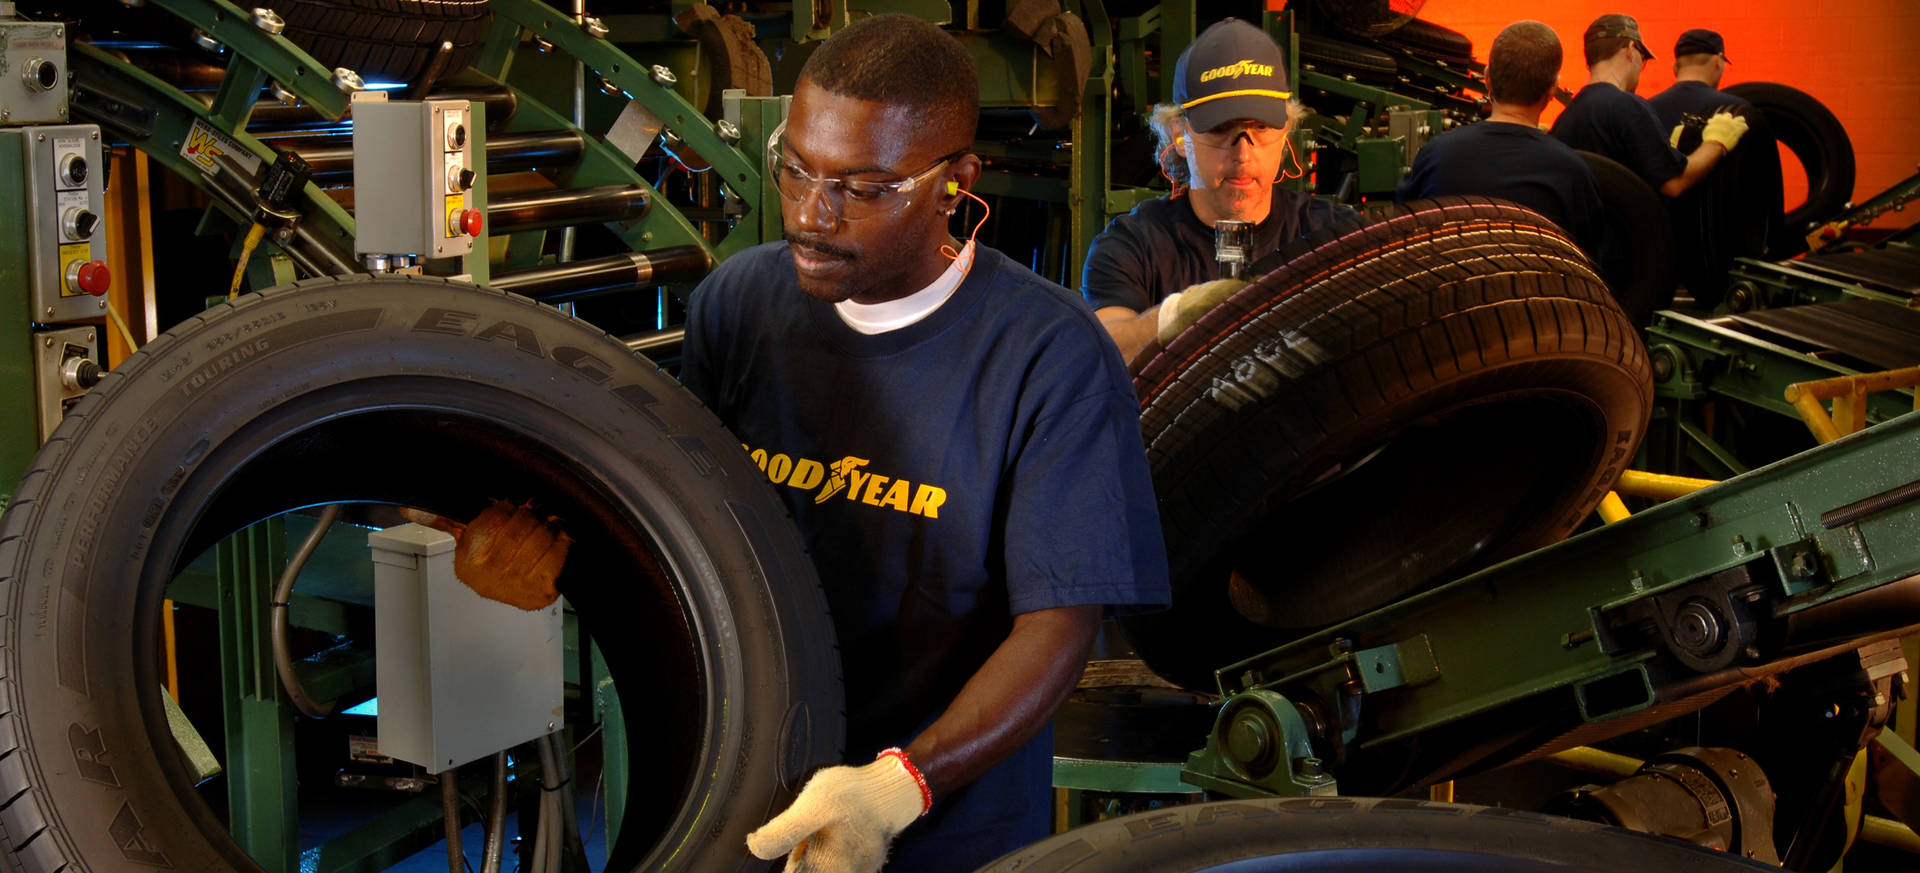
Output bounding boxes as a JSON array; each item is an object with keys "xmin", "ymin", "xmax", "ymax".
[
  {"xmin": 1552, "ymin": 13, "xmax": 1747, "ymax": 199},
  {"xmin": 1082, "ymin": 18, "xmax": 1359, "ymax": 363}
]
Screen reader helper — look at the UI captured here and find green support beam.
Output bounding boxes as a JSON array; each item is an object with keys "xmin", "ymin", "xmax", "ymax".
[
  {"xmin": 146, "ymin": 0, "xmax": 351, "ymax": 120},
  {"xmin": 1187, "ymin": 410, "xmax": 1920, "ymax": 797},
  {"xmin": 0, "ymin": 133, "xmax": 40, "ymax": 508},
  {"xmin": 216, "ymin": 521, "xmax": 299, "ymax": 873},
  {"xmin": 1647, "ymin": 311, "xmax": 1915, "ymax": 425}
]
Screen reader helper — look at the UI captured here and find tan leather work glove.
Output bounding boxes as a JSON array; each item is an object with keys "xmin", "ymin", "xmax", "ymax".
[
  {"xmin": 1155, "ymin": 277, "xmax": 1247, "ymax": 346},
  {"xmin": 401, "ymin": 498, "xmax": 571, "ymax": 610},
  {"xmin": 1701, "ymin": 111, "xmax": 1749, "ymax": 152},
  {"xmin": 746, "ymin": 749, "xmax": 930, "ymax": 873}
]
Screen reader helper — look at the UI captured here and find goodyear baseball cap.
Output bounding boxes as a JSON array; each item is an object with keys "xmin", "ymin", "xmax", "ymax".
[
  {"xmin": 1674, "ymin": 28, "xmax": 1729, "ymax": 62},
  {"xmin": 1584, "ymin": 13, "xmax": 1653, "ymax": 60},
  {"xmin": 1174, "ymin": 18, "xmax": 1292, "ymax": 132}
]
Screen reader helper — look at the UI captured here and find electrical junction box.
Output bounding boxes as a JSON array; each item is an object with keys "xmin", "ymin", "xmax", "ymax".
[
  {"xmin": 2, "ymin": 124, "xmax": 108, "ymax": 323},
  {"xmin": 370, "ymin": 523, "xmax": 562, "ymax": 773},
  {"xmin": 0, "ymin": 19, "xmax": 69, "ymax": 125},
  {"xmin": 33, "ymin": 324, "xmax": 97, "ymax": 440},
  {"xmin": 351, "ymin": 93, "xmax": 478, "ymax": 259}
]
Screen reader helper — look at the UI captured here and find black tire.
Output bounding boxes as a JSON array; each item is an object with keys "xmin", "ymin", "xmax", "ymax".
[
  {"xmin": 1378, "ymin": 17, "xmax": 1475, "ymax": 65},
  {"xmin": 1120, "ymin": 198, "xmax": 1651, "ymax": 690},
  {"xmin": 1297, "ymin": 34, "xmax": 1399, "ymax": 80},
  {"xmin": 0, "ymin": 276, "xmax": 842, "ymax": 872},
  {"xmin": 265, "ymin": 0, "xmax": 492, "ymax": 87},
  {"xmin": 1723, "ymin": 81, "xmax": 1855, "ymax": 232},
  {"xmin": 1577, "ymin": 150, "xmax": 1678, "ymax": 320},
  {"xmin": 975, "ymin": 798, "xmax": 1778, "ymax": 872}
]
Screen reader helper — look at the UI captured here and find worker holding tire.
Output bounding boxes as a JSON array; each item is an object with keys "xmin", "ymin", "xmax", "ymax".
[
  {"xmin": 1552, "ymin": 14, "xmax": 1748, "ymax": 199},
  {"xmin": 678, "ymin": 14, "xmax": 1169, "ymax": 873},
  {"xmin": 1081, "ymin": 18, "xmax": 1361, "ymax": 363}
]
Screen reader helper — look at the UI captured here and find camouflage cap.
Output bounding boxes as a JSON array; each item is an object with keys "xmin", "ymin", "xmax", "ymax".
[{"xmin": 1584, "ymin": 13, "xmax": 1654, "ymax": 60}]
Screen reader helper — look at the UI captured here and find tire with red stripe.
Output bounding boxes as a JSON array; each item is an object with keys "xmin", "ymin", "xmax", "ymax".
[{"xmin": 1118, "ymin": 197, "xmax": 1652, "ymax": 690}]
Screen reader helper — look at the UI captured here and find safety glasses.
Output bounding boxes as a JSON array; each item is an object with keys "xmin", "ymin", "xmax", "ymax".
[{"xmin": 765, "ymin": 122, "xmax": 959, "ymax": 221}]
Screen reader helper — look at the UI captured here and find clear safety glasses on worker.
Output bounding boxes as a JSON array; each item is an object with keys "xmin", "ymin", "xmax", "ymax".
[
  {"xmin": 1186, "ymin": 120, "xmax": 1288, "ymax": 150},
  {"xmin": 766, "ymin": 122, "xmax": 958, "ymax": 221}
]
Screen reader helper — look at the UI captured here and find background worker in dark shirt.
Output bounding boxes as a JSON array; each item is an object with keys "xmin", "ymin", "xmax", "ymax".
[
  {"xmin": 1397, "ymin": 20, "xmax": 1614, "ymax": 272},
  {"xmin": 1082, "ymin": 18, "xmax": 1358, "ymax": 363},
  {"xmin": 1647, "ymin": 28, "xmax": 1796, "ymax": 304},
  {"xmin": 1649, "ymin": 28, "xmax": 1749, "ymax": 126},
  {"xmin": 1552, "ymin": 13, "xmax": 1747, "ymax": 199}
]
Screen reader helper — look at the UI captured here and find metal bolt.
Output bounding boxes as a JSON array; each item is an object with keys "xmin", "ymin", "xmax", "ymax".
[
  {"xmin": 531, "ymin": 36, "xmax": 556, "ymax": 53},
  {"xmin": 650, "ymin": 64, "xmax": 678, "ymax": 86},
  {"xmin": 1297, "ymin": 756, "xmax": 1325, "ymax": 778},
  {"xmin": 85, "ymin": 331, "xmax": 94, "ymax": 343},
  {"xmin": 1790, "ymin": 551, "xmax": 1817, "ymax": 579},
  {"xmin": 43, "ymin": 337, "xmax": 54, "ymax": 348},
  {"xmin": 274, "ymin": 227, "xmax": 293, "ymax": 243},
  {"xmin": 333, "ymin": 67, "xmax": 365, "ymax": 93},
  {"xmin": 583, "ymin": 16, "xmax": 609, "ymax": 38},
  {"xmin": 44, "ymin": 306, "xmax": 54, "ymax": 318},
  {"xmin": 251, "ymin": 7, "xmax": 286, "ymax": 35},
  {"xmin": 1730, "ymin": 534, "xmax": 1748, "ymax": 555},
  {"xmin": 192, "ymin": 30, "xmax": 224, "ymax": 54},
  {"xmin": 716, "ymin": 119, "xmax": 741, "ymax": 144},
  {"xmin": 97, "ymin": 300, "xmax": 106, "ymax": 310},
  {"xmin": 1629, "ymin": 570, "xmax": 1646, "ymax": 591},
  {"xmin": 596, "ymin": 77, "xmax": 624, "ymax": 98},
  {"xmin": 270, "ymin": 82, "xmax": 299, "ymax": 105},
  {"xmin": 2, "ymin": 111, "xmax": 10, "ymax": 121}
]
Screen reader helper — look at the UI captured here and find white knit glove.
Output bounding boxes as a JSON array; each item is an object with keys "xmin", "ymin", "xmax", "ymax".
[
  {"xmin": 1702, "ymin": 111, "xmax": 1749, "ymax": 152},
  {"xmin": 746, "ymin": 749, "xmax": 931, "ymax": 873},
  {"xmin": 1155, "ymin": 278, "xmax": 1247, "ymax": 345}
]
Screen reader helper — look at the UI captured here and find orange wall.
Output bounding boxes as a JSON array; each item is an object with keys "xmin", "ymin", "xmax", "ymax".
[{"xmin": 1393, "ymin": 2, "xmax": 1920, "ymax": 226}]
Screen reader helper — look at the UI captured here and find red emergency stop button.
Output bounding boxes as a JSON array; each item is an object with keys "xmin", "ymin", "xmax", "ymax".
[
  {"xmin": 66, "ymin": 259, "xmax": 111, "ymax": 296},
  {"xmin": 460, "ymin": 208, "xmax": 483, "ymax": 237}
]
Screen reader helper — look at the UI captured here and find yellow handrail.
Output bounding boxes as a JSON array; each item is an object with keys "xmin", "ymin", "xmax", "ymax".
[{"xmin": 1784, "ymin": 365, "xmax": 1920, "ymax": 444}]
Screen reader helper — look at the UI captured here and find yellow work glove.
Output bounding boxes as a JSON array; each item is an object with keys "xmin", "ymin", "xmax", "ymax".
[
  {"xmin": 1668, "ymin": 123, "xmax": 1684, "ymax": 148},
  {"xmin": 1701, "ymin": 111, "xmax": 1749, "ymax": 153},
  {"xmin": 746, "ymin": 749, "xmax": 930, "ymax": 873},
  {"xmin": 1155, "ymin": 277, "xmax": 1247, "ymax": 346}
]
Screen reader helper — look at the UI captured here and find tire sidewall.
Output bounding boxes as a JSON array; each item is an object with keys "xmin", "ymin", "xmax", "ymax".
[{"xmin": 0, "ymin": 276, "xmax": 839, "ymax": 872}]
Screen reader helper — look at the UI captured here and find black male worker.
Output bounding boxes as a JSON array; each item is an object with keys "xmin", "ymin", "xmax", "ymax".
[
  {"xmin": 1552, "ymin": 14, "xmax": 1748, "ymax": 200},
  {"xmin": 678, "ymin": 13, "xmax": 1169, "ymax": 873},
  {"xmin": 1649, "ymin": 28, "xmax": 1796, "ymax": 304},
  {"xmin": 1082, "ymin": 18, "xmax": 1360, "ymax": 363}
]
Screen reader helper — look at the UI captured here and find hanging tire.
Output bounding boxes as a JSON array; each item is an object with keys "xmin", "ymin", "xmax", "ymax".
[
  {"xmin": 1297, "ymin": 34, "xmax": 1399, "ymax": 83},
  {"xmin": 264, "ymin": 0, "xmax": 492, "ymax": 87},
  {"xmin": 974, "ymin": 798, "xmax": 1778, "ymax": 872},
  {"xmin": 1577, "ymin": 150, "xmax": 1678, "ymax": 319},
  {"xmin": 1378, "ymin": 17, "xmax": 1475, "ymax": 66},
  {"xmin": 1723, "ymin": 81, "xmax": 1855, "ymax": 232},
  {"xmin": 0, "ymin": 276, "xmax": 843, "ymax": 873},
  {"xmin": 1119, "ymin": 198, "xmax": 1652, "ymax": 690}
]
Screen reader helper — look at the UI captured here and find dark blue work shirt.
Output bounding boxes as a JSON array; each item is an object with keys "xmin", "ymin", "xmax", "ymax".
[
  {"xmin": 1396, "ymin": 120, "xmax": 1615, "ymax": 270},
  {"xmin": 1552, "ymin": 82, "xmax": 1688, "ymax": 189}
]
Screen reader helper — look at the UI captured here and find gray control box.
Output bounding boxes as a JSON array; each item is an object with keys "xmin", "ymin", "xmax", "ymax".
[
  {"xmin": 0, "ymin": 20, "xmax": 68, "ymax": 125},
  {"xmin": 352, "ymin": 94, "xmax": 477, "ymax": 259},
  {"xmin": 4, "ymin": 124, "xmax": 107, "ymax": 323},
  {"xmin": 370, "ymin": 524, "xmax": 562, "ymax": 773}
]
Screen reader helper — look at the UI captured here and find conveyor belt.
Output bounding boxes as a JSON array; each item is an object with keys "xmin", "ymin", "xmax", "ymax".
[
  {"xmin": 1728, "ymin": 299, "xmax": 1920, "ymax": 371},
  {"xmin": 1790, "ymin": 248, "xmax": 1920, "ymax": 297}
]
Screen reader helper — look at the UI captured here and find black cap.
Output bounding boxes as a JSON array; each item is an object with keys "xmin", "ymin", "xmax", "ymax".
[
  {"xmin": 1173, "ymin": 18, "xmax": 1292, "ymax": 132},
  {"xmin": 1674, "ymin": 28, "xmax": 1729, "ymax": 62},
  {"xmin": 1584, "ymin": 13, "xmax": 1653, "ymax": 60}
]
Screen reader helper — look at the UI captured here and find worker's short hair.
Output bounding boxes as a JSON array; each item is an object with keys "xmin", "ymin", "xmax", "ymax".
[
  {"xmin": 1488, "ymin": 20, "xmax": 1561, "ymax": 106},
  {"xmin": 797, "ymin": 13, "xmax": 979, "ymax": 146},
  {"xmin": 1584, "ymin": 35, "xmax": 1638, "ymax": 68}
]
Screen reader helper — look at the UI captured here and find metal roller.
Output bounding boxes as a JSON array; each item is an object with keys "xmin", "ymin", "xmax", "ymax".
[
  {"xmin": 623, "ymin": 326, "xmax": 685, "ymax": 362},
  {"xmin": 256, "ymin": 130, "xmax": 585, "ymax": 181},
  {"xmin": 486, "ymin": 184, "xmax": 650, "ymax": 234},
  {"xmin": 490, "ymin": 246, "xmax": 709, "ymax": 302}
]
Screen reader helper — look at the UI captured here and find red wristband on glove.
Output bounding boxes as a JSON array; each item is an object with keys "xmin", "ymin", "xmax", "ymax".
[{"xmin": 877, "ymin": 747, "xmax": 933, "ymax": 816}]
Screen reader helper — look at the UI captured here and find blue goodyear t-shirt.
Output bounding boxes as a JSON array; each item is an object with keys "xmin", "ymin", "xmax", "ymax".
[{"xmin": 680, "ymin": 241, "xmax": 1170, "ymax": 872}]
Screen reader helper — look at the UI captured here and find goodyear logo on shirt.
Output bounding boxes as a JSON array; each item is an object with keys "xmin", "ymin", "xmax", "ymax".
[
  {"xmin": 745, "ymin": 446, "xmax": 948, "ymax": 519},
  {"xmin": 1200, "ymin": 59, "xmax": 1275, "ymax": 82}
]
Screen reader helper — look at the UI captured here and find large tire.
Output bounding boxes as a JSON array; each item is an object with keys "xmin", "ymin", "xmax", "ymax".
[
  {"xmin": 975, "ymin": 798, "xmax": 1777, "ymax": 872},
  {"xmin": 0, "ymin": 276, "xmax": 842, "ymax": 872},
  {"xmin": 1577, "ymin": 150, "xmax": 1678, "ymax": 320},
  {"xmin": 1378, "ymin": 17, "xmax": 1475, "ymax": 66},
  {"xmin": 265, "ymin": 0, "xmax": 492, "ymax": 87},
  {"xmin": 1723, "ymin": 81, "xmax": 1855, "ymax": 232},
  {"xmin": 1297, "ymin": 34, "xmax": 1399, "ymax": 82},
  {"xmin": 1120, "ymin": 198, "xmax": 1652, "ymax": 690}
]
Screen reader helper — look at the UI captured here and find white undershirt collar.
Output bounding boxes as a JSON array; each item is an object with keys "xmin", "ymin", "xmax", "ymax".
[{"xmin": 834, "ymin": 242, "xmax": 974, "ymax": 335}]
